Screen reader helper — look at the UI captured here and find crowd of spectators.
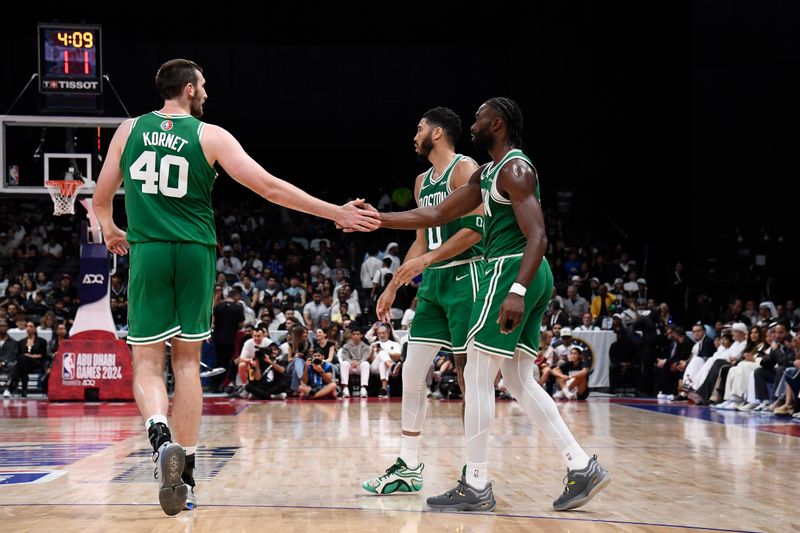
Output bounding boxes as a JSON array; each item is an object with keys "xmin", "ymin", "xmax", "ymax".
[{"xmin": 0, "ymin": 198, "xmax": 797, "ymax": 419}]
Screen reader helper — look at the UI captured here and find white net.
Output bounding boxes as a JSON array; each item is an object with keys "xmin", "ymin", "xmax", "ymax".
[{"xmin": 46, "ymin": 181, "xmax": 82, "ymax": 216}]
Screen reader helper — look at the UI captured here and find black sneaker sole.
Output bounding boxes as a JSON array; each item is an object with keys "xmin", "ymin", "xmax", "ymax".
[
  {"xmin": 427, "ymin": 499, "xmax": 497, "ymax": 512},
  {"xmin": 553, "ymin": 471, "xmax": 611, "ymax": 511},
  {"xmin": 158, "ymin": 445, "xmax": 187, "ymax": 516}
]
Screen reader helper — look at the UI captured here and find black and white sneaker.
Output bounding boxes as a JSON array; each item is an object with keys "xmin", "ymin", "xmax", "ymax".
[
  {"xmin": 153, "ymin": 442, "xmax": 188, "ymax": 516},
  {"xmin": 426, "ymin": 466, "xmax": 496, "ymax": 512},
  {"xmin": 552, "ymin": 455, "xmax": 611, "ymax": 511},
  {"xmin": 182, "ymin": 454, "xmax": 197, "ymax": 510}
]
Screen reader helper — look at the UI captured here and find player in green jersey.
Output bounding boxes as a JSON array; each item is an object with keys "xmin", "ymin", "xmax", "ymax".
[
  {"xmin": 361, "ymin": 107, "xmax": 483, "ymax": 495},
  {"xmin": 365, "ymin": 98, "xmax": 610, "ymax": 512},
  {"xmin": 93, "ymin": 59, "xmax": 379, "ymax": 516}
]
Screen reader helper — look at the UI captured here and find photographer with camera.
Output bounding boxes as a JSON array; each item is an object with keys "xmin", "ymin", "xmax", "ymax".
[
  {"xmin": 244, "ymin": 343, "xmax": 289, "ymax": 400},
  {"xmin": 230, "ymin": 326, "xmax": 273, "ymax": 398},
  {"xmin": 298, "ymin": 349, "xmax": 337, "ymax": 400}
]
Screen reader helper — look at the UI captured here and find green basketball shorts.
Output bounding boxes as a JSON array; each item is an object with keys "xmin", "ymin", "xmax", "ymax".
[
  {"xmin": 126, "ymin": 242, "xmax": 216, "ymax": 345},
  {"xmin": 408, "ymin": 259, "xmax": 483, "ymax": 354},
  {"xmin": 466, "ymin": 255, "xmax": 553, "ymax": 358}
]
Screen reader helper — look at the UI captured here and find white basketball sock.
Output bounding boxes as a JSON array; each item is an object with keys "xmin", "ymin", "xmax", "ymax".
[
  {"xmin": 466, "ymin": 461, "xmax": 488, "ymax": 490},
  {"xmin": 145, "ymin": 415, "xmax": 169, "ymax": 431},
  {"xmin": 399, "ymin": 435, "xmax": 420, "ymax": 468}
]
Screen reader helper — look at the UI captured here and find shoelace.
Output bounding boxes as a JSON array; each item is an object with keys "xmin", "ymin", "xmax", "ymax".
[
  {"xmin": 560, "ymin": 471, "xmax": 575, "ymax": 494},
  {"xmin": 446, "ymin": 478, "xmax": 469, "ymax": 498},
  {"xmin": 377, "ymin": 462, "xmax": 402, "ymax": 481}
]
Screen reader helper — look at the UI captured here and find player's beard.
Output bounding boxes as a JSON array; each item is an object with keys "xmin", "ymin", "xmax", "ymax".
[
  {"xmin": 472, "ymin": 127, "xmax": 493, "ymax": 151},
  {"xmin": 416, "ymin": 132, "xmax": 434, "ymax": 162},
  {"xmin": 190, "ymin": 93, "xmax": 204, "ymax": 118}
]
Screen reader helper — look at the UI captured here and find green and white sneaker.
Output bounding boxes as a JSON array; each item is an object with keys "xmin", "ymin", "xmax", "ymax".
[
  {"xmin": 362, "ymin": 458, "xmax": 424, "ymax": 494},
  {"xmin": 552, "ymin": 455, "xmax": 611, "ymax": 511}
]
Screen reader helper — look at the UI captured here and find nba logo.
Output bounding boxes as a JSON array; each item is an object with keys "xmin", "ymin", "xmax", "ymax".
[{"xmin": 62, "ymin": 353, "xmax": 75, "ymax": 380}]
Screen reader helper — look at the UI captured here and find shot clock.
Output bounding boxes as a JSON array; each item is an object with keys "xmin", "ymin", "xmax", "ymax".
[{"xmin": 38, "ymin": 23, "xmax": 102, "ymax": 95}]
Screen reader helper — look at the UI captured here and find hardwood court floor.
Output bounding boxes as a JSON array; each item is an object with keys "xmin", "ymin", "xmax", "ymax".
[{"xmin": 0, "ymin": 396, "xmax": 798, "ymax": 532}]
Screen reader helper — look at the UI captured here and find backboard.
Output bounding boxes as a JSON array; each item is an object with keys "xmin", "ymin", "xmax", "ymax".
[{"xmin": 0, "ymin": 114, "xmax": 126, "ymax": 195}]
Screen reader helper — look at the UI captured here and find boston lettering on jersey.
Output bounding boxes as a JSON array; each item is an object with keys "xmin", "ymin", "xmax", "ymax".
[
  {"xmin": 142, "ymin": 131, "xmax": 189, "ymax": 153},
  {"xmin": 418, "ymin": 190, "xmax": 447, "ymax": 208},
  {"xmin": 418, "ymin": 154, "xmax": 483, "ymax": 268}
]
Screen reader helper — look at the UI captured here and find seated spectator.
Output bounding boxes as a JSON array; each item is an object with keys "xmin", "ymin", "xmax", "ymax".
[
  {"xmin": 231, "ymin": 326, "xmax": 273, "ymax": 397},
  {"xmin": 0, "ymin": 320, "xmax": 19, "ymax": 395},
  {"xmin": 366, "ymin": 322, "xmax": 402, "ymax": 397},
  {"xmin": 535, "ymin": 330, "xmax": 555, "ymax": 387},
  {"xmin": 298, "ymin": 353, "xmax": 337, "ymax": 400},
  {"xmin": 552, "ymin": 347, "xmax": 590, "ymax": 400},
  {"xmin": 4, "ymin": 321, "xmax": 48, "ymax": 397},
  {"xmin": 554, "ymin": 328, "xmax": 576, "ymax": 359},
  {"xmin": 311, "ymin": 327, "xmax": 338, "ymax": 366},
  {"xmin": 563, "ymin": 285, "xmax": 589, "ymax": 327},
  {"xmin": 654, "ymin": 325, "xmax": 692, "ymax": 399},
  {"xmin": 245, "ymin": 344, "xmax": 289, "ymax": 400},
  {"xmin": 772, "ymin": 346, "xmax": 800, "ymax": 417},
  {"xmin": 574, "ymin": 312, "xmax": 599, "ymax": 332},
  {"xmin": 340, "ymin": 327, "xmax": 371, "ymax": 398},
  {"xmin": 590, "ymin": 284, "xmax": 617, "ymax": 322},
  {"xmin": 401, "ymin": 297, "xmax": 417, "ymax": 330}
]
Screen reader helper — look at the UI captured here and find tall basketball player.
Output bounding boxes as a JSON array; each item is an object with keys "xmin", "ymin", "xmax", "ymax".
[
  {"xmin": 361, "ymin": 107, "xmax": 483, "ymax": 495},
  {"xmin": 363, "ymin": 98, "xmax": 610, "ymax": 512},
  {"xmin": 92, "ymin": 59, "xmax": 379, "ymax": 516}
]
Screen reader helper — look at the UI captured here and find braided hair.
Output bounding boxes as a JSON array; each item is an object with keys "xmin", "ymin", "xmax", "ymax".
[{"xmin": 485, "ymin": 97, "xmax": 524, "ymax": 148}]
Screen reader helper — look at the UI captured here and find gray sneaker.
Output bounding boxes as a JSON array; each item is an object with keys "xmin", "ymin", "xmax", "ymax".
[
  {"xmin": 426, "ymin": 466, "xmax": 496, "ymax": 512},
  {"xmin": 552, "ymin": 455, "xmax": 611, "ymax": 511},
  {"xmin": 153, "ymin": 442, "xmax": 188, "ymax": 516}
]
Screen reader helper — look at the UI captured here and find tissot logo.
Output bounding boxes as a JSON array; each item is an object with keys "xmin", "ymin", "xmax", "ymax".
[
  {"xmin": 83, "ymin": 274, "xmax": 104, "ymax": 284},
  {"xmin": 42, "ymin": 80, "xmax": 99, "ymax": 90}
]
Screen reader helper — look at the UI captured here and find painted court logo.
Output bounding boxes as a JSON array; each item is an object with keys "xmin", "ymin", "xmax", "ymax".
[{"xmin": 160, "ymin": 120, "xmax": 174, "ymax": 131}]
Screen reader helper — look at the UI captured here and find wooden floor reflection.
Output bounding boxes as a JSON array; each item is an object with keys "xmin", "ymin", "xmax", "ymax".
[{"xmin": 0, "ymin": 397, "xmax": 797, "ymax": 532}]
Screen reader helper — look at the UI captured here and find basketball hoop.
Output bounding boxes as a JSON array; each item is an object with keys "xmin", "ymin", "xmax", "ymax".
[{"xmin": 46, "ymin": 180, "xmax": 83, "ymax": 215}]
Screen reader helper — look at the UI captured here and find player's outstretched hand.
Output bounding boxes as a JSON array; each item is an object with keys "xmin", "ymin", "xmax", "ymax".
[
  {"xmin": 336, "ymin": 199, "xmax": 381, "ymax": 232},
  {"xmin": 104, "ymin": 225, "xmax": 130, "ymax": 256},
  {"xmin": 375, "ymin": 286, "xmax": 396, "ymax": 323},
  {"xmin": 394, "ymin": 255, "xmax": 430, "ymax": 286}
]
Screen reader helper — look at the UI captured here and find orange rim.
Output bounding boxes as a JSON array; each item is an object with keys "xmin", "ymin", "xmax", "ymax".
[{"xmin": 46, "ymin": 180, "xmax": 82, "ymax": 197}]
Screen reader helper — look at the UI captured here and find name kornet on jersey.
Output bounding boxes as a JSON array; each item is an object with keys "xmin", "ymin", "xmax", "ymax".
[{"xmin": 142, "ymin": 131, "xmax": 189, "ymax": 153}]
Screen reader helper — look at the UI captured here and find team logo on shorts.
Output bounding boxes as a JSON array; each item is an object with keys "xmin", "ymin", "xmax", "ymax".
[{"xmin": 160, "ymin": 120, "xmax": 174, "ymax": 131}]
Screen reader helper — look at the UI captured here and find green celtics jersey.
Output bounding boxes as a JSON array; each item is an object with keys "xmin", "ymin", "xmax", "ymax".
[
  {"xmin": 417, "ymin": 154, "xmax": 483, "ymax": 268},
  {"xmin": 120, "ymin": 111, "xmax": 217, "ymax": 245},
  {"xmin": 479, "ymin": 149, "xmax": 538, "ymax": 259}
]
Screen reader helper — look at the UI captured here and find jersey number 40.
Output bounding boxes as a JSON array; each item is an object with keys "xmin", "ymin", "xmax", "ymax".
[{"xmin": 129, "ymin": 151, "xmax": 188, "ymax": 198}]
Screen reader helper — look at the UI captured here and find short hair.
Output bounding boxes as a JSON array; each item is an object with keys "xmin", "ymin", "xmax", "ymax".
[
  {"xmin": 253, "ymin": 326, "xmax": 265, "ymax": 333},
  {"xmin": 673, "ymin": 326, "xmax": 686, "ymax": 337},
  {"xmin": 383, "ymin": 257, "xmax": 393, "ymax": 267},
  {"xmin": 485, "ymin": 97, "xmax": 524, "ymax": 148},
  {"xmin": 155, "ymin": 59, "xmax": 202, "ymax": 100},
  {"xmin": 421, "ymin": 107, "xmax": 462, "ymax": 145}
]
